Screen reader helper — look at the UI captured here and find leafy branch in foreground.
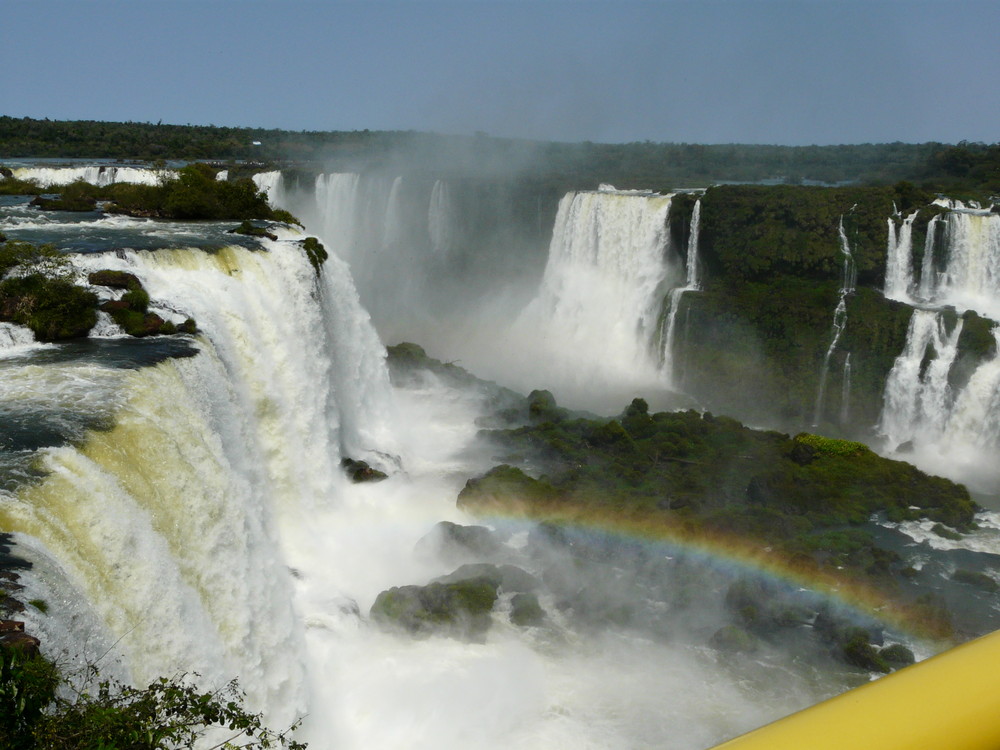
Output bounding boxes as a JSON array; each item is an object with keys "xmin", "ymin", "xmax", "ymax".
[{"xmin": 0, "ymin": 645, "xmax": 306, "ymax": 750}]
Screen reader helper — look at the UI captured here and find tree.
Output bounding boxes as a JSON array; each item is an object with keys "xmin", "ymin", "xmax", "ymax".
[{"xmin": 0, "ymin": 646, "xmax": 306, "ymax": 750}]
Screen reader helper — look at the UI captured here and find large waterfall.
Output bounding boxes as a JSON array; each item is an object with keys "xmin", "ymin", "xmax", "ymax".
[{"xmin": 878, "ymin": 204, "xmax": 1000, "ymax": 491}]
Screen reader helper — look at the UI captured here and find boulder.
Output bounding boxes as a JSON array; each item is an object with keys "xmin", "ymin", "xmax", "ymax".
[
  {"xmin": 341, "ymin": 457, "xmax": 388, "ymax": 483},
  {"xmin": 370, "ymin": 576, "xmax": 499, "ymax": 641}
]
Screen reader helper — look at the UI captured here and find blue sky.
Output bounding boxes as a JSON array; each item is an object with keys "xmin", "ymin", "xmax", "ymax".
[{"xmin": 4, "ymin": 1, "xmax": 999, "ymax": 146}]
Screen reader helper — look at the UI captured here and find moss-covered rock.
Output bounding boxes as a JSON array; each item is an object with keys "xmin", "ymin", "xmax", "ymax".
[
  {"xmin": 509, "ymin": 592, "xmax": 546, "ymax": 627},
  {"xmin": 300, "ymin": 237, "xmax": 327, "ymax": 274},
  {"xmin": 879, "ymin": 643, "xmax": 915, "ymax": 668},
  {"xmin": 230, "ymin": 220, "xmax": 277, "ymax": 241},
  {"xmin": 457, "ymin": 465, "xmax": 560, "ymax": 515},
  {"xmin": 369, "ymin": 576, "xmax": 500, "ymax": 640}
]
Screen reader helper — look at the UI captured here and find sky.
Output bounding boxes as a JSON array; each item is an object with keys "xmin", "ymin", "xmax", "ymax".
[{"xmin": 3, "ymin": 0, "xmax": 999, "ymax": 146}]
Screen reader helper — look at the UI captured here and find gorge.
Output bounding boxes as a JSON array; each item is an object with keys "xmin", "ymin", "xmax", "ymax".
[{"xmin": 0, "ymin": 160, "xmax": 998, "ymax": 749}]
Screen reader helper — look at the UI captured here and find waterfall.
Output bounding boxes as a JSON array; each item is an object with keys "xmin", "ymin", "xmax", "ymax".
[
  {"xmin": 812, "ymin": 218, "xmax": 856, "ymax": 427},
  {"xmin": 10, "ymin": 165, "xmax": 167, "ymax": 188},
  {"xmin": 500, "ymin": 188, "xmax": 679, "ymax": 410},
  {"xmin": 917, "ymin": 214, "xmax": 942, "ymax": 301},
  {"xmin": 0, "ymin": 322, "xmax": 39, "ymax": 355},
  {"xmin": 884, "ymin": 210, "xmax": 919, "ymax": 302},
  {"xmin": 428, "ymin": 180, "xmax": 454, "ymax": 257},
  {"xmin": 840, "ymin": 353, "xmax": 852, "ymax": 425},
  {"xmin": 878, "ymin": 310, "xmax": 964, "ymax": 449},
  {"xmin": 912, "ymin": 206, "xmax": 1000, "ymax": 319},
  {"xmin": 252, "ymin": 171, "xmax": 287, "ymax": 212},
  {"xmin": 0, "ymin": 236, "xmax": 398, "ymax": 732},
  {"xmin": 878, "ymin": 311, "xmax": 1000, "ymax": 488},
  {"xmin": 660, "ymin": 198, "xmax": 701, "ymax": 388}
]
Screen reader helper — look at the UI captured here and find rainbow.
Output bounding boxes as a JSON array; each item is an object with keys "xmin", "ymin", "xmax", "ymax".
[{"xmin": 469, "ymin": 501, "xmax": 953, "ymax": 642}]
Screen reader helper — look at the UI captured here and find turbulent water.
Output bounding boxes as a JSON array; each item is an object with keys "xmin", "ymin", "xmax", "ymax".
[
  {"xmin": 2, "ymin": 165, "xmax": 1000, "ymax": 748},
  {"xmin": 877, "ymin": 203, "xmax": 1000, "ymax": 492}
]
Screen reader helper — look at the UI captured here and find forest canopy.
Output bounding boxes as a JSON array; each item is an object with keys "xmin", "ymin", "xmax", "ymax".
[{"xmin": 1, "ymin": 116, "xmax": 997, "ymax": 193}]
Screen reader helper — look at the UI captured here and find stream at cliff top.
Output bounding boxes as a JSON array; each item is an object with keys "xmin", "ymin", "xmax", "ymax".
[{"xmin": 2, "ymin": 173, "xmax": 1000, "ymax": 748}]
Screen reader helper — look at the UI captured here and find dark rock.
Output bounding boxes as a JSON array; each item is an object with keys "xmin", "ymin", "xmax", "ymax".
[
  {"xmin": 88, "ymin": 270, "xmax": 143, "ymax": 291},
  {"xmin": 0, "ymin": 633, "xmax": 40, "ymax": 657},
  {"xmin": 341, "ymin": 457, "xmax": 388, "ymax": 483}
]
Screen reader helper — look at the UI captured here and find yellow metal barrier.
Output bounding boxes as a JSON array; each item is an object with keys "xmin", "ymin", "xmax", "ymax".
[{"xmin": 712, "ymin": 630, "xmax": 1000, "ymax": 750}]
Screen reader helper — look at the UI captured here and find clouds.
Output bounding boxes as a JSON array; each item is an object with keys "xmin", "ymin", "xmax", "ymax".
[{"xmin": 4, "ymin": 1, "xmax": 999, "ymax": 145}]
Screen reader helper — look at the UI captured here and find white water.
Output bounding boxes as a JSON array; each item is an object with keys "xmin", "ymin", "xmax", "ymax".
[
  {"xmin": 10, "ymin": 165, "xmax": 167, "ymax": 188},
  {"xmin": 0, "ymin": 322, "xmax": 43, "ymax": 357},
  {"xmin": 498, "ymin": 188, "xmax": 680, "ymax": 410},
  {"xmin": 878, "ymin": 203, "xmax": 1000, "ymax": 490},
  {"xmin": 922, "ymin": 208, "xmax": 1000, "ymax": 320},
  {"xmin": 0, "ymin": 229, "xmax": 854, "ymax": 749},
  {"xmin": 884, "ymin": 210, "xmax": 919, "ymax": 302},
  {"xmin": 660, "ymin": 198, "xmax": 701, "ymax": 388}
]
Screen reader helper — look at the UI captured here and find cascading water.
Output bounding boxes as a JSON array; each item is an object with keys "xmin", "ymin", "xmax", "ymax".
[
  {"xmin": 878, "ymin": 202, "xmax": 1000, "ymax": 489},
  {"xmin": 921, "ymin": 207, "xmax": 1000, "ymax": 319},
  {"xmin": 8, "ymin": 165, "xmax": 167, "ymax": 187},
  {"xmin": 499, "ymin": 187, "xmax": 681, "ymax": 411},
  {"xmin": 428, "ymin": 179, "xmax": 454, "ymax": 257},
  {"xmin": 660, "ymin": 197, "xmax": 701, "ymax": 388},
  {"xmin": 812, "ymin": 218, "xmax": 856, "ymax": 427},
  {"xmin": 884, "ymin": 210, "xmax": 920, "ymax": 302}
]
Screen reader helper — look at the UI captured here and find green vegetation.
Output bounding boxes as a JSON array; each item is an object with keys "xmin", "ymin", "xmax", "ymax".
[
  {"xmin": 464, "ymin": 396, "xmax": 976, "ymax": 583},
  {"xmin": 0, "ymin": 646, "xmax": 305, "ymax": 749},
  {"xmin": 0, "ymin": 275, "xmax": 97, "ymax": 341},
  {"xmin": 2, "ymin": 116, "xmax": 992, "ymax": 191},
  {"xmin": 102, "ymin": 164, "xmax": 275, "ymax": 221},
  {"xmin": 300, "ymin": 237, "xmax": 328, "ymax": 274},
  {"xmin": 231, "ymin": 220, "xmax": 277, "ymax": 241},
  {"xmin": 370, "ymin": 577, "xmax": 500, "ymax": 640}
]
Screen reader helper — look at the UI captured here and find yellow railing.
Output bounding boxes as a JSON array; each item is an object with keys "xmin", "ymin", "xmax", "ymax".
[{"xmin": 712, "ymin": 630, "xmax": 1000, "ymax": 750}]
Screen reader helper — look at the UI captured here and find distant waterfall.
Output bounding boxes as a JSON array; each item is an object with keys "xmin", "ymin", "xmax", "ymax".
[
  {"xmin": 902, "ymin": 205, "xmax": 1000, "ymax": 319},
  {"xmin": 10, "ymin": 165, "xmax": 167, "ymax": 187},
  {"xmin": 812, "ymin": 219, "xmax": 856, "ymax": 426},
  {"xmin": 840, "ymin": 353, "xmax": 852, "ymax": 425},
  {"xmin": 884, "ymin": 210, "xmax": 920, "ymax": 302},
  {"xmin": 428, "ymin": 180, "xmax": 454, "ymax": 257},
  {"xmin": 660, "ymin": 198, "xmax": 701, "ymax": 388},
  {"xmin": 503, "ymin": 188, "xmax": 679, "ymax": 410}
]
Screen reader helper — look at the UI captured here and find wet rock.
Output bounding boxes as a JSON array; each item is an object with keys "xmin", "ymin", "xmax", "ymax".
[
  {"xmin": 435, "ymin": 563, "xmax": 539, "ymax": 593},
  {"xmin": 341, "ymin": 457, "xmax": 388, "ymax": 483}
]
